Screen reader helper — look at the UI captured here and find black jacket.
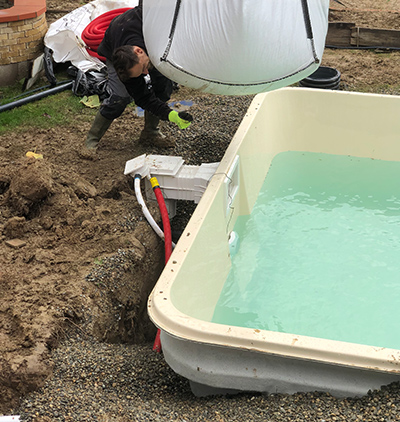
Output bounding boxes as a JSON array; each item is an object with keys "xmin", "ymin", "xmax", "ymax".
[{"xmin": 98, "ymin": 6, "xmax": 172, "ymax": 120}]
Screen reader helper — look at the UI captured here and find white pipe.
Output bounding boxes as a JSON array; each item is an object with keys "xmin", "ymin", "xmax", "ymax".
[
  {"xmin": 135, "ymin": 176, "xmax": 176, "ymax": 249},
  {"xmin": 134, "ymin": 175, "xmax": 166, "ymax": 240},
  {"xmin": 0, "ymin": 417, "xmax": 20, "ymax": 421}
]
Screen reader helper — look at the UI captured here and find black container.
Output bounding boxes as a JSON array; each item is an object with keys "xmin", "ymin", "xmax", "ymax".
[{"xmin": 299, "ymin": 66, "xmax": 341, "ymax": 90}]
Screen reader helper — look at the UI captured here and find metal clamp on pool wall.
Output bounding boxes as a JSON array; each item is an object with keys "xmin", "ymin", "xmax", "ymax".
[{"xmin": 124, "ymin": 154, "xmax": 220, "ymax": 217}]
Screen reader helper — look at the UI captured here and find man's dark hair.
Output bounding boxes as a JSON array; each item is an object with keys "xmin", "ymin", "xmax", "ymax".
[{"xmin": 112, "ymin": 46, "xmax": 139, "ymax": 82}]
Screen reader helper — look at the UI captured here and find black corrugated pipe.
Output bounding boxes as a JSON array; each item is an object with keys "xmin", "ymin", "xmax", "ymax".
[
  {"xmin": 299, "ymin": 66, "xmax": 341, "ymax": 90},
  {"xmin": 0, "ymin": 80, "xmax": 73, "ymax": 113}
]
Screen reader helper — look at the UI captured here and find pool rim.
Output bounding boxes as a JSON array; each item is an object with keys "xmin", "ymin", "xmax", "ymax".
[{"xmin": 148, "ymin": 87, "xmax": 400, "ymax": 377}]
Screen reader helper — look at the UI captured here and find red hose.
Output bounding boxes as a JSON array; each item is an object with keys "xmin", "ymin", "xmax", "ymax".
[
  {"xmin": 153, "ymin": 186, "xmax": 173, "ymax": 265},
  {"xmin": 81, "ymin": 8, "xmax": 133, "ymax": 62},
  {"xmin": 150, "ymin": 177, "xmax": 173, "ymax": 353}
]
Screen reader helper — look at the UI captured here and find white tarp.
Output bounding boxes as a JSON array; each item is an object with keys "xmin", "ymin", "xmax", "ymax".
[
  {"xmin": 143, "ymin": 0, "xmax": 330, "ymax": 95},
  {"xmin": 44, "ymin": 0, "xmax": 137, "ymax": 72}
]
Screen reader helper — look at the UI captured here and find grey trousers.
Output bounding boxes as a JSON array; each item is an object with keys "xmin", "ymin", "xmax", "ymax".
[{"xmin": 100, "ymin": 60, "xmax": 132, "ymax": 120}]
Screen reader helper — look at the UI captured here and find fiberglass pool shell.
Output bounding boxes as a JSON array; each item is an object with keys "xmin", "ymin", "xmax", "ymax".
[{"xmin": 147, "ymin": 87, "xmax": 400, "ymax": 397}]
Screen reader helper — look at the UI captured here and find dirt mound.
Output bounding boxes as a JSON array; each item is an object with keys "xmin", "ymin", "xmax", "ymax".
[{"xmin": 0, "ymin": 131, "xmax": 165, "ymax": 412}]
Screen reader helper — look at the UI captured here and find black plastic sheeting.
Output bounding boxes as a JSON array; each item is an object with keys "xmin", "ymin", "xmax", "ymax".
[
  {"xmin": 0, "ymin": 48, "xmax": 110, "ymax": 113},
  {"xmin": 44, "ymin": 46, "xmax": 57, "ymax": 86},
  {"xmin": 67, "ymin": 66, "xmax": 110, "ymax": 100},
  {"xmin": 44, "ymin": 47, "xmax": 110, "ymax": 100}
]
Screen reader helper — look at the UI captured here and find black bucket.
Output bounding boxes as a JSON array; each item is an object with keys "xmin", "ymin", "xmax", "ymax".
[{"xmin": 299, "ymin": 66, "xmax": 341, "ymax": 90}]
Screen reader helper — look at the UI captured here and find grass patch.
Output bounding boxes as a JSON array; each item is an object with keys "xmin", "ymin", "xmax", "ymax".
[
  {"xmin": 345, "ymin": 82, "xmax": 400, "ymax": 95},
  {"xmin": 0, "ymin": 79, "xmax": 97, "ymax": 134}
]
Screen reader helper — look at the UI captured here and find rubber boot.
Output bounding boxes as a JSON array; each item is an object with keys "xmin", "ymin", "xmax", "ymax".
[
  {"xmin": 85, "ymin": 111, "xmax": 113, "ymax": 150},
  {"xmin": 139, "ymin": 110, "xmax": 175, "ymax": 148}
]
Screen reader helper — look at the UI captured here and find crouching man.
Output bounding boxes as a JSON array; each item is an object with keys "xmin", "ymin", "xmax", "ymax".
[{"xmin": 85, "ymin": 5, "xmax": 192, "ymax": 150}]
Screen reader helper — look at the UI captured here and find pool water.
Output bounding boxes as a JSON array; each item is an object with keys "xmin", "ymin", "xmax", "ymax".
[{"xmin": 212, "ymin": 151, "xmax": 400, "ymax": 349}]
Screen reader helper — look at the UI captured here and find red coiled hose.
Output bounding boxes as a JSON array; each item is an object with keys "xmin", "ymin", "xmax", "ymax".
[{"xmin": 81, "ymin": 8, "xmax": 133, "ymax": 62}]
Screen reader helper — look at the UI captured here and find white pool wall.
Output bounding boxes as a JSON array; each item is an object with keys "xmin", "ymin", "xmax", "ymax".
[{"xmin": 148, "ymin": 87, "xmax": 400, "ymax": 395}]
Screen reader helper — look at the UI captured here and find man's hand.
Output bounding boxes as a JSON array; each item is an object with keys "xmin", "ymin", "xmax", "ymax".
[{"xmin": 168, "ymin": 110, "xmax": 193, "ymax": 129}]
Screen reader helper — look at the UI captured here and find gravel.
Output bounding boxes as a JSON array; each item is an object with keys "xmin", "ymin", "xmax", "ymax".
[
  {"xmin": 13, "ymin": 334, "xmax": 400, "ymax": 422},
  {"xmin": 10, "ymin": 92, "xmax": 400, "ymax": 421},
  {"xmin": 155, "ymin": 94, "xmax": 254, "ymax": 166}
]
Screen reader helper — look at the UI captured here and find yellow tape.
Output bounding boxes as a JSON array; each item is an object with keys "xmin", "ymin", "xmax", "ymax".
[{"xmin": 150, "ymin": 177, "xmax": 159, "ymax": 189}]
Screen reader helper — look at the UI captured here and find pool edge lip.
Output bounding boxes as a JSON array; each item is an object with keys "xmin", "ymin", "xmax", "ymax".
[
  {"xmin": 148, "ymin": 291, "xmax": 400, "ymax": 376},
  {"xmin": 148, "ymin": 87, "xmax": 400, "ymax": 380}
]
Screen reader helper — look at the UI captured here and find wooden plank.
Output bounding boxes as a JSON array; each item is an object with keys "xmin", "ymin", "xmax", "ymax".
[
  {"xmin": 350, "ymin": 28, "xmax": 400, "ymax": 48},
  {"xmin": 326, "ymin": 22, "xmax": 355, "ymax": 47}
]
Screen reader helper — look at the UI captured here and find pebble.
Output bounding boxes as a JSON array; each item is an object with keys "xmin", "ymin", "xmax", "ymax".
[{"xmin": 5, "ymin": 238, "xmax": 27, "ymax": 248}]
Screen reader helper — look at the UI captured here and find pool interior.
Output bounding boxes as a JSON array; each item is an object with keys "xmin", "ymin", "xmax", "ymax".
[{"xmin": 212, "ymin": 151, "xmax": 400, "ymax": 350}]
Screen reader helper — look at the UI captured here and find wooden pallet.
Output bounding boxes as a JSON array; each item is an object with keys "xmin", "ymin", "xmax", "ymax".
[{"xmin": 326, "ymin": 22, "xmax": 400, "ymax": 48}]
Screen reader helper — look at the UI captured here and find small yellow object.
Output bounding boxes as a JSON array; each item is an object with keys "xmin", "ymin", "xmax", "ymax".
[
  {"xmin": 26, "ymin": 151, "xmax": 43, "ymax": 159},
  {"xmin": 150, "ymin": 177, "xmax": 160, "ymax": 189},
  {"xmin": 80, "ymin": 95, "xmax": 101, "ymax": 108}
]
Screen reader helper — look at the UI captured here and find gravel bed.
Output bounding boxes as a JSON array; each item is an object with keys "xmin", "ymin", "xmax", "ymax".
[
  {"xmin": 13, "ymin": 334, "xmax": 400, "ymax": 422},
  {"xmin": 9, "ymin": 93, "xmax": 400, "ymax": 421}
]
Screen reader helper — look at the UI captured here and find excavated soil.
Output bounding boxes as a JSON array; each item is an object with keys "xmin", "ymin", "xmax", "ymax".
[{"xmin": 1, "ymin": 0, "xmax": 400, "ymax": 415}]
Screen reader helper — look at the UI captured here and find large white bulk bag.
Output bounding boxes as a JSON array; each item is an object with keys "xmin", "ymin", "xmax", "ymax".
[{"xmin": 143, "ymin": 0, "xmax": 329, "ymax": 95}]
